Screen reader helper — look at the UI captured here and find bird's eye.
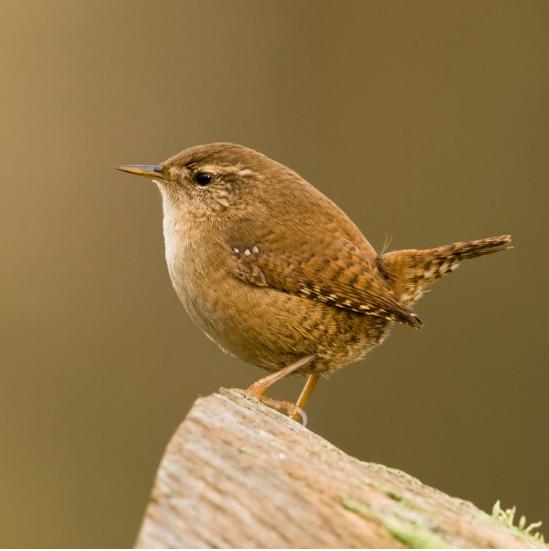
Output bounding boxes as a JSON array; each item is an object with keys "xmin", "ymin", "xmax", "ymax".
[{"xmin": 194, "ymin": 172, "xmax": 213, "ymax": 186}]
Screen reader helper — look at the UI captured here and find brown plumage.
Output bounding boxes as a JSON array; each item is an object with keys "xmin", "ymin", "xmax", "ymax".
[
  {"xmin": 117, "ymin": 143, "xmax": 512, "ymax": 422},
  {"xmin": 379, "ymin": 236, "xmax": 512, "ymax": 306}
]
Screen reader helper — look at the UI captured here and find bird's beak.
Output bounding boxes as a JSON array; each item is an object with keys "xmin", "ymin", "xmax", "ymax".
[{"xmin": 116, "ymin": 164, "xmax": 166, "ymax": 180}]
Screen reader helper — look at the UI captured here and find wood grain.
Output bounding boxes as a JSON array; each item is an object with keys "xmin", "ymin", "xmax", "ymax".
[{"xmin": 136, "ymin": 389, "xmax": 542, "ymax": 548}]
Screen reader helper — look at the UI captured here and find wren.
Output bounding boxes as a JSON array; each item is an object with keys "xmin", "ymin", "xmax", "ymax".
[{"xmin": 117, "ymin": 143, "xmax": 511, "ymax": 423}]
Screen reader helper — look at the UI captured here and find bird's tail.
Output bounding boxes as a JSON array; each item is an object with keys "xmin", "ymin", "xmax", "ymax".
[{"xmin": 379, "ymin": 234, "xmax": 512, "ymax": 306}]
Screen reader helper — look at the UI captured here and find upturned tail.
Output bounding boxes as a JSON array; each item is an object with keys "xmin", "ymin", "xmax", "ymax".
[{"xmin": 379, "ymin": 234, "xmax": 512, "ymax": 306}]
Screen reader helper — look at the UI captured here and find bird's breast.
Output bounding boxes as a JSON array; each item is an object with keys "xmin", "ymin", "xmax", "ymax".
[
  {"xmin": 163, "ymin": 216, "xmax": 216, "ymax": 318},
  {"xmin": 159, "ymin": 202, "xmax": 392, "ymax": 374}
]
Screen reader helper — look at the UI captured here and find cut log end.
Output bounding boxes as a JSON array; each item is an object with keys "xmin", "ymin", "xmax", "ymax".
[{"xmin": 136, "ymin": 388, "xmax": 543, "ymax": 548}]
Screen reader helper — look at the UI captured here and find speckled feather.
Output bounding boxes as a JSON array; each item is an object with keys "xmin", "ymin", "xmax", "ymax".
[
  {"xmin": 230, "ymin": 236, "xmax": 421, "ymax": 327},
  {"xmin": 379, "ymin": 236, "xmax": 512, "ymax": 305}
]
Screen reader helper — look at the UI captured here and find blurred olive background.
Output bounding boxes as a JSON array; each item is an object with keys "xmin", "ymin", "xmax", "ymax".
[{"xmin": 1, "ymin": 0, "xmax": 547, "ymax": 547}]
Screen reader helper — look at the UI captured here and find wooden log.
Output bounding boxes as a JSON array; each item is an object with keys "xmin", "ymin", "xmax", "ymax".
[{"xmin": 136, "ymin": 388, "xmax": 544, "ymax": 548}]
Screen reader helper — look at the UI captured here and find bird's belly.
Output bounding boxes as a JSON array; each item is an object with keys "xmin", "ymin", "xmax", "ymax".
[{"xmin": 169, "ymin": 256, "xmax": 391, "ymax": 374}]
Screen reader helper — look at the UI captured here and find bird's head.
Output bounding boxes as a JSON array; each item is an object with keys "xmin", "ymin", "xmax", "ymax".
[{"xmin": 117, "ymin": 143, "xmax": 295, "ymax": 225}]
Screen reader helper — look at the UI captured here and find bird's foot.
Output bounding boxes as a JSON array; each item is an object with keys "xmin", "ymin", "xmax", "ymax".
[
  {"xmin": 246, "ymin": 355, "xmax": 315, "ymax": 427},
  {"xmin": 247, "ymin": 384, "xmax": 308, "ymax": 426}
]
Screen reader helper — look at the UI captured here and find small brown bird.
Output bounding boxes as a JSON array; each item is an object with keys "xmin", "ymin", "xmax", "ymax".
[{"xmin": 118, "ymin": 143, "xmax": 511, "ymax": 423}]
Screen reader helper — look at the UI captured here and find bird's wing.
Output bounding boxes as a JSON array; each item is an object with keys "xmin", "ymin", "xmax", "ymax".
[{"xmin": 229, "ymin": 236, "xmax": 421, "ymax": 328}]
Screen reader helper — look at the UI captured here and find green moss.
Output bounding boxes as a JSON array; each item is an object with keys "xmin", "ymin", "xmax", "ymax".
[
  {"xmin": 342, "ymin": 496, "xmax": 371, "ymax": 516},
  {"xmin": 382, "ymin": 517, "xmax": 450, "ymax": 549},
  {"xmin": 386, "ymin": 489, "xmax": 404, "ymax": 502},
  {"xmin": 341, "ymin": 496, "xmax": 450, "ymax": 548},
  {"xmin": 491, "ymin": 500, "xmax": 546, "ymax": 545}
]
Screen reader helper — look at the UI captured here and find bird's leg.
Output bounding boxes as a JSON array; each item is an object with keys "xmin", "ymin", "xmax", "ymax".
[
  {"xmin": 247, "ymin": 355, "xmax": 315, "ymax": 425},
  {"xmin": 290, "ymin": 373, "xmax": 320, "ymax": 422}
]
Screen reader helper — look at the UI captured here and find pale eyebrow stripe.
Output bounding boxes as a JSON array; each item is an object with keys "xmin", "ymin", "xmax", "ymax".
[{"xmin": 238, "ymin": 169, "xmax": 254, "ymax": 176}]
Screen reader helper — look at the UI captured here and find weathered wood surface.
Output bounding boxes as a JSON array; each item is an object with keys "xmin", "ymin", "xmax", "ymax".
[{"xmin": 136, "ymin": 388, "xmax": 543, "ymax": 548}]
